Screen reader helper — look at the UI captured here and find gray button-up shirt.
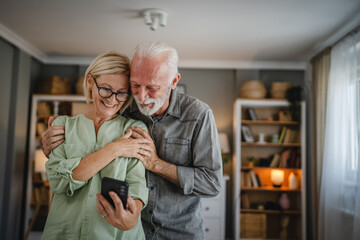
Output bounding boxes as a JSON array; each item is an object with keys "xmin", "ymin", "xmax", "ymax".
[{"xmin": 124, "ymin": 88, "xmax": 222, "ymax": 240}]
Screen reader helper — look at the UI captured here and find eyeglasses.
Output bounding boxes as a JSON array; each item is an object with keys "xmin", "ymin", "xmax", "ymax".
[{"xmin": 92, "ymin": 76, "xmax": 129, "ymax": 102}]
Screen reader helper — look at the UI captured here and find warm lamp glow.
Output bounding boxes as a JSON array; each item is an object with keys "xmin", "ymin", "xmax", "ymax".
[
  {"xmin": 271, "ymin": 170, "xmax": 284, "ymax": 187},
  {"xmin": 35, "ymin": 149, "xmax": 48, "ymax": 173},
  {"xmin": 218, "ymin": 133, "xmax": 230, "ymax": 154}
]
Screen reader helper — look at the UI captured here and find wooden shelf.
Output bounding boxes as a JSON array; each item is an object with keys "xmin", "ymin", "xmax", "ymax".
[
  {"xmin": 241, "ymin": 142, "xmax": 300, "ymax": 147},
  {"xmin": 37, "ymin": 115, "xmax": 51, "ymax": 119},
  {"xmin": 241, "ymin": 209, "xmax": 301, "ymax": 215},
  {"xmin": 241, "ymin": 186, "xmax": 301, "ymax": 192},
  {"xmin": 241, "ymin": 120, "xmax": 299, "ymax": 125},
  {"xmin": 241, "ymin": 166, "xmax": 301, "ymax": 171}
]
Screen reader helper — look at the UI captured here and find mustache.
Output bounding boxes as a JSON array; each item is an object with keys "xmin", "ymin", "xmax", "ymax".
[{"xmin": 133, "ymin": 96, "xmax": 155, "ymax": 105}]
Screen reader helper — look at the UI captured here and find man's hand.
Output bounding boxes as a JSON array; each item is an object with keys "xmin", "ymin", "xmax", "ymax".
[
  {"xmin": 131, "ymin": 126, "xmax": 180, "ymax": 186},
  {"xmin": 41, "ymin": 116, "xmax": 64, "ymax": 158},
  {"xmin": 111, "ymin": 129, "xmax": 153, "ymax": 161},
  {"xmin": 96, "ymin": 192, "xmax": 142, "ymax": 230},
  {"xmin": 130, "ymin": 126, "xmax": 160, "ymax": 171}
]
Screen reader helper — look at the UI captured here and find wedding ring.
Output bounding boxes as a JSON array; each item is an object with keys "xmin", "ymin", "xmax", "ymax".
[
  {"xmin": 102, "ymin": 213, "xmax": 108, "ymax": 218},
  {"xmin": 140, "ymin": 144, "xmax": 143, "ymax": 149}
]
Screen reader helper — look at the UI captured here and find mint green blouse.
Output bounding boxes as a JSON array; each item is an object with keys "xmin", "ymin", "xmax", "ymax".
[{"xmin": 42, "ymin": 114, "xmax": 148, "ymax": 240}]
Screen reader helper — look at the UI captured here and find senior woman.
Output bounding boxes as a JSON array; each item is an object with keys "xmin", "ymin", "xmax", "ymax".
[{"xmin": 41, "ymin": 51, "xmax": 151, "ymax": 240}]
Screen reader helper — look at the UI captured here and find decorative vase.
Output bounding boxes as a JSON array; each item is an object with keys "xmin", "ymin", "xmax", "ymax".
[
  {"xmin": 289, "ymin": 172, "xmax": 297, "ymax": 189},
  {"xmin": 279, "ymin": 193, "xmax": 290, "ymax": 210}
]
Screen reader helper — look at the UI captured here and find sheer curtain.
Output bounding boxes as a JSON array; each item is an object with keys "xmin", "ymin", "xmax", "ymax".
[{"xmin": 318, "ymin": 29, "xmax": 360, "ymax": 240}]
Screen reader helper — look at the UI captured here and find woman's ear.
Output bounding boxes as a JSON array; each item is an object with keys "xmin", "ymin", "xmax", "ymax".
[
  {"xmin": 171, "ymin": 73, "xmax": 181, "ymax": 90},
  {"xmin": 86, "ymin": 75, "xmax": 93, "ymax": 89}
]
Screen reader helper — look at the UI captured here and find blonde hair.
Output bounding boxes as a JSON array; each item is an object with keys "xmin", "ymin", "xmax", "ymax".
[{"xmin": 83, "ymin": 51, "xmax": 132, "ymax": 113}]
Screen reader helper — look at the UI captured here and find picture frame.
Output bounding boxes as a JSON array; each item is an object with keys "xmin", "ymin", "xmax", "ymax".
[
  {"xmin": 241, "ymin": 125, "xmax": 255, "ymax": 142},
  {"xmin": 247, "ymin": 108, "xmax": 258, "ymax": 120}
]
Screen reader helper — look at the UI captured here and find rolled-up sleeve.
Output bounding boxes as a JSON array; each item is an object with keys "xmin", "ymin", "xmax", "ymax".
[
  {"xmin": 125, "ymin": 158, "xmax": 148, "ymax": 208},
  {"xmin": 177, "ymin": 109, "xmax": 222, "ymax": 197},
  {"xmin": 45, "ymin": 117, "xmax": 87, "ymax": 196},
  {"xmin": 126, "ymin": 120, "xmax": 149, "ymax": 207}
]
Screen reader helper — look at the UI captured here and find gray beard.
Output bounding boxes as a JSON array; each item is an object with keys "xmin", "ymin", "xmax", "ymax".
[{"xmin": 133, "ymin": 84, "xmax": 172, "ymax": 116}]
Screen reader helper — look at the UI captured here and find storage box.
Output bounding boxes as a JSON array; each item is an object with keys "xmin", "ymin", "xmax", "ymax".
[
  {"xmin": 240, "ymin": 213, "xmax": 267, "ymax": 239},
  {"xmin": 279, "ymin": 110, "xmax": 292, "ymax": 121}
]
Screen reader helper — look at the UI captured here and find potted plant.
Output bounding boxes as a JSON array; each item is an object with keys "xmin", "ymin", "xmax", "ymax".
[
  {"xmin": 285, "ymin": 86, "xmax": 302, "ymax": 122},
  {"xmin": 247, "ymin": 156, "xmax": 255, "ymax": 167}
]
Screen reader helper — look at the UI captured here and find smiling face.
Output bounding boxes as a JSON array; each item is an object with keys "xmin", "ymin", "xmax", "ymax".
[
  {"xmin": 87, "ymin": 73, "xmax": 129, "ymax": 120},
  {"xmin": 130, "ymin": 53, "xmax": 180, "ymax": 116}
]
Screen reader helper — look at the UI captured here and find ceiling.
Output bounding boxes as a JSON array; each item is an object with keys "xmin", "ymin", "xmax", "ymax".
[{"xmin": 1, "ymin": 0, "xmax": 360, "ymax": 68}]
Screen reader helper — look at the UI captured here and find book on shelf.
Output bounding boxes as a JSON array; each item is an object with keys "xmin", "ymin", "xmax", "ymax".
[
  {"xmin": 243, "ymin": 171, "xmax": 252, "ymax": 187},
  {"xmin": 269, "ymin": 149, "xmax": 301, "ymax": 168},
  {"xmin": 249, "ymin": 170, "xmax": 259, "ymax": 187},
  {"xmin": 291, "ymin": 129, "xmax": 299, "ymax": 143},
  {"xmin": 283, "ymin": 128, "xmax": 292, "ymax": 143},
  {"xmin": 270, "ymin": 153, "xmax": 280, "ymax": 168},
  {"xmin": 255, "ymin": 173, "xmax": 262, "ymax": 187},
  {"xmin": 278, "ymin": 126, "xmax": 287, "ymax": 143},
  {"xmin": 241, "ymin": 171, "xmax": 245, "ymax": 187},
  {"xmin": 288, "ymin": 149, "xmax": 297, "ymax": 168},
  {"xmin": 282, "ymin": 128, "xmax": 300, "ymax": 144},
  {"xmin": 279, "ymin": 149, "xmax": 290, "ymax": 168},
  {"xmin": 247, "ymin": 108, "xmax": 258, "ymax": 121}
]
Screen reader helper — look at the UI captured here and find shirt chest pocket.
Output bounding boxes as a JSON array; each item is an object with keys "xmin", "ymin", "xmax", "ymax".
[{"xmin": 165, "ymin": 137, "xmax": 191, "ymax": 166}]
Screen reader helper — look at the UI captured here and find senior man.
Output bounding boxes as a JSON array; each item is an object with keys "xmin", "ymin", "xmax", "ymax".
[{"xmin": 42, "ymin": 41, "xmax": 222, "ymax": 239}]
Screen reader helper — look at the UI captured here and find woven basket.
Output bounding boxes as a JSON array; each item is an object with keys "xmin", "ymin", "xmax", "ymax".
[
  {"xmin": 76, "ymin": 76, "xmax": 85, "ymax": 94},
  {"xmin": 270, "ymin": 82, "xmax": 292, "ymax": 98},
  {"xmin": 240, "ymin": 80, "xmax": 267, "ymax": 98},
  {"xmin": 38, "ymin": 76, "xmax": 71, "ymax": 94}
]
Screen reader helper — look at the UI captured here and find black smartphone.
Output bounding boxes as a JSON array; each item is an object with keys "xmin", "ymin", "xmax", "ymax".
[{"xmin": 101, "ymin": 177, "xmax": 129, "ymax": 208}]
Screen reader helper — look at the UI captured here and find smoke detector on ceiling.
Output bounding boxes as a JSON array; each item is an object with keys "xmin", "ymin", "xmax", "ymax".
[{"xmin": 142, "ymin": 8, "xmax": 168, "ymax": 31}]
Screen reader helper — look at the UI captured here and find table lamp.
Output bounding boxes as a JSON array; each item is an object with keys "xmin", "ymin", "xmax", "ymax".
[
  {"xmin": 35, "ymin": 149, "xmax": 48, "ymax": 180},
  {"xmin": 271, "ymin": 169, "xmax": 284, "ymax": 188},
  {"xmin": 218, "ymin": 133, "xmax": 230, "ymax": 165}
]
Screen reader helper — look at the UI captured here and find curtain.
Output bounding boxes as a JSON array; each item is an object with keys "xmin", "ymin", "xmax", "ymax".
[
  {"xmin": 318, "ymin": 29, "xmax": 360, "ymax": 240},
  {"xmin": 310, "ymin": 48, "xmax": 331, "ymax": 238}
]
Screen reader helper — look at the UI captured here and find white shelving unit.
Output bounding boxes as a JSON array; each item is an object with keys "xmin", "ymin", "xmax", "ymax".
[
  {"xmin": 24, "ymin": 94, "xmax": 87, "ymax": 237},
  {"xmin": 232, "ymin": 99, "xmax": 306, "ymax": 240}
]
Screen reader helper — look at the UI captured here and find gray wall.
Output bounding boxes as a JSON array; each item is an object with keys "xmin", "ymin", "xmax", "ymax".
[
  {"xmin": 180, "ymin": 68, "xmax": 236, "ymax": 135},
  {"xmin": 0, "ymin": 38, "xmax": 31, "ymax": 240},
  {"xmin": 179, "ymin": 68, "xmax": 236, "ymax": 238}
]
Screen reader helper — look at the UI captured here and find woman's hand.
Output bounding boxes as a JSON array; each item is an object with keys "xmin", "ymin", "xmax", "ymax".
[
  {"xmin": 110, "ymin": 129, "xmax": 153, "ymax": 161},
  {"xmin": 41, "ymin": 116, "xmax": 64, "ymax": 157},
  {"xmin": 96, "ymin": 192, "xmax": 143, "ymax": 231}
]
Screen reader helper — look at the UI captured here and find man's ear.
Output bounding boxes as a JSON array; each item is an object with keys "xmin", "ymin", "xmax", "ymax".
[{"xmin": 170, "ymin": 73, "xmax": 181, "ymax": 90}]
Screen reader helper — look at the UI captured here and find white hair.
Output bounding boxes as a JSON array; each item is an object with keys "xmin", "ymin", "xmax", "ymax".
[{"xmin": 132, "ymin": 41, "xmax": 179, "ymax": 83}]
